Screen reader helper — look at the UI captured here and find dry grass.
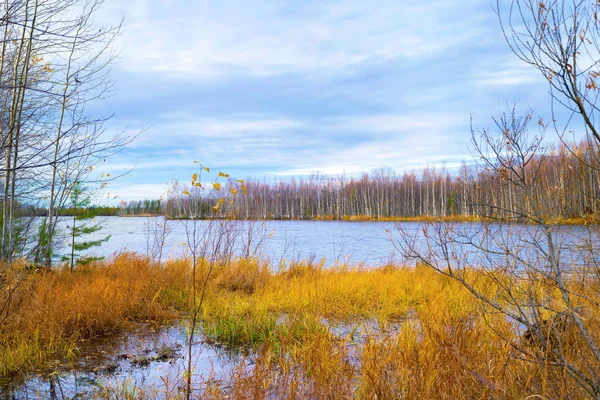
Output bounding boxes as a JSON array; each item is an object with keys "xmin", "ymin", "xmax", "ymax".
[
  {"xmin": 202, "ymin": 261, "xmax": 600, "ymax": 399},
  {"xmin": 0, "ymin": 253, "xmax": 189, "ymax": 375},
  {"xmin": 2, "ymin": 254, "xmax": 599, "ymax": 398}
]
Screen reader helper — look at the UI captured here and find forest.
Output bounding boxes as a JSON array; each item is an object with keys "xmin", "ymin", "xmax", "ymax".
[{"xmin": 121, "ymin": 138, "xmax": 600, "ymax": 223}]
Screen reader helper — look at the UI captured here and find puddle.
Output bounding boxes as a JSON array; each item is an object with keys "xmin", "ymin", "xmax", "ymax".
[
  {"xmin": 1, "ymin": 323, "xmax": 248, "ymax": 399},
  {"xmin": 1, "ymin": 316, "xmax": 413, "ymax": 398}
]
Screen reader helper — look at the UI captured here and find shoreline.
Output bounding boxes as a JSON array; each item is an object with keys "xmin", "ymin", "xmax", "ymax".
[{"xmin": 114, "ymin": 214, "xmax": 595, "ymax": 225}]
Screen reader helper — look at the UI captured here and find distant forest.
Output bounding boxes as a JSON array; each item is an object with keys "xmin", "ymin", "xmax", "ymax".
[
  {"xmin": 118, "ymin": 141, "xmax": 600, "ymax": 222},
  {"xmin": 21, "ymin": 205, "xmax": 120, "ymax": 217}
]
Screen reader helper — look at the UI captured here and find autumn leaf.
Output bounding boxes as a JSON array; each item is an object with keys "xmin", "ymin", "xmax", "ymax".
[
  {"xmin": 241, "ymin": 185, "xmax": 248, "ymax": 195},
  {"xmin": 230, "ymin": 188, "xmax": 238, "ymax": 195},
  {"xmin": 182, "ymin": 190, "xmax": 191, "ymax": 196},
  {"xmin": 203, "ymin": 166, "xmax": 210, "ymax": 172},
  {"xmin": 194, "ymin": 182, "xmax": 203, "ymax": 188},
  {"xmin": 236, "ymin": 179, "xmax": 244, "ymax": 184},
  {"xmin": 212, "ymin": 204, "xmax": 220, "ymax": 213},
  {"xmin": 192, "ymin": 173, "xmax": 198, "ymax": 182},
  {"xmin": 218, "ymin": 172, "xmax": 229, "ymax": 178},
  {"xmin": 212, "ymin": 183, "xmax": 221, "ymax": 191}
]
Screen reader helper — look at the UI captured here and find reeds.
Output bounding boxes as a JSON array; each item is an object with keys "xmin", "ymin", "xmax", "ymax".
[
  {"xmin": 1, "ymin": 254, "xmax": 598, "ymax": 398},
  {"xmin": 0, "ymin": 253, "xmax": 189, "ymax": 375}
]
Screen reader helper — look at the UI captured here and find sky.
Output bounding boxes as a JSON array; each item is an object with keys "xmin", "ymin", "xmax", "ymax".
[{"xmin": 90, "ymin": 0, "xmax": 556, "ymax": 202}]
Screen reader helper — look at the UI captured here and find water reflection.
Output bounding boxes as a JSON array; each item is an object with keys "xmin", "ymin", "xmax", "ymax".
[{"xmin": 3, "ymin": 323, "xmax": 246, "ymax": 399}]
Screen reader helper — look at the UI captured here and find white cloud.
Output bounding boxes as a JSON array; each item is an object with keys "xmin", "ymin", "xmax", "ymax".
[
  {"xmin": 109, "ymin": 183, "xmax": 172, "ymax": 202},
  {"xmin": 103, "ymin": 110, "xmax": 471, "ymax": 185},
  {"xmin": 473, "ymin": 60, "xmax": 541, "ymax": 86},
  {"xmin": 126, "ymin": 115, "xmax": 307, "ymax": 150},
  {"xmin": 327, "ymin": 113, "xmax": 466, "ymax": 134},
  {"xmin": 268, "ymin": 112, "xmax": 470, "ymax": 176},
  {"xmin": 103, "ymin": 0, "xmax": 488, "ymax": 77}
]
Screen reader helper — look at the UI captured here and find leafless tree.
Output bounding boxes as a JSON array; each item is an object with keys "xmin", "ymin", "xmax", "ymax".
[
  {"xmin": 0, "ymin": 0, "xmax": 133, "ymax": 266},
  {"xmin": 181, "ymin": 218, "xmax": 239, "ymax": 399},
  {"xmin": 392, "ymin": 0, "xmax": 600, "ymax": 393},
  {"xmin": 144, "ymin": 216, "xmax": 173, "ymax": 264},
  {"xmin": 393, "ymin": 105, "xmax": 600, "ymax": 397}
]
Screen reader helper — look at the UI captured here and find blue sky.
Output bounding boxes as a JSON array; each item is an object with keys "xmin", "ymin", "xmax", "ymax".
[{"xmin": 92, "ymin": 0, "xmax": 555, "ymax": 202}]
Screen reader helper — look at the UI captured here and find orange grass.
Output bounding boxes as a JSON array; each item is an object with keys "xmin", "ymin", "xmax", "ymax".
[
  {"xmin": 2, "ymin": 254, "xmax": 599, "ymax": 398},
  {"xmin": 0, "ymin": 253, "xmax": 189, "ymax": 375}
]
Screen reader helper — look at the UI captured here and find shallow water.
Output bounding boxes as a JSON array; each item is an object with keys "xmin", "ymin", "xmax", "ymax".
[
  {"xmin": 1, "ymin": 323, "xmax": 247, "ymax": 399},
  {"xmin": 2, "ymin": 318, "xmax": 398, "ymax": 398}
]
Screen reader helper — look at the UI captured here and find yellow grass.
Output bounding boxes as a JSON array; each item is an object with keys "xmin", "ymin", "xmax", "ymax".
[
  {"xmin": 0, "ymin": 254, "xmax": 189, "ymax": 375},
  {"xmin": 2, "ymin": 254, "xmax": 599, "ymax": 398}
]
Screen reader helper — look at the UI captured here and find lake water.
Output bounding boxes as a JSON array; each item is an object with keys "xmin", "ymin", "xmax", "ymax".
[
  {"xmin": 54, "ymin": 217, "xmax": 399, "ymax": 267},
  {"xmin": 53, "ymin": 217, "xmax": 600, "ymax": 269}
]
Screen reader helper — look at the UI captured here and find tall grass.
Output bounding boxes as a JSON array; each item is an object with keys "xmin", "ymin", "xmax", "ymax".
[
  {"xmin": 2, "ymin": 254, "xmax": 598, "ymax": 398},
  {"xmin": 0, "ymin": 253, "xmax": 189, "ymax": 375}
]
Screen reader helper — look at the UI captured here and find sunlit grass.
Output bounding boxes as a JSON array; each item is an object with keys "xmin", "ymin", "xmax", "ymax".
[
  {"xmin": 1, "ymin": 254, "xmax": 599, "ymax": 398},
  {"xmin": 0, "ymin": 254, "xmax": 189, "ymax": 375}
]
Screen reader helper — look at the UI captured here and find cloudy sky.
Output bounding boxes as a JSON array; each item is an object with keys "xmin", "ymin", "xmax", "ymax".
[{"xmin": 91, "ymin": 0, "xmax": 554, "ymax": 201}]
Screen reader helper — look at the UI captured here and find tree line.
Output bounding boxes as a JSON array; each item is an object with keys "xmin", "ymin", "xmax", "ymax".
[{"xmin": 117, "ymin": 137, "xmax": 599, "ymax": 222}]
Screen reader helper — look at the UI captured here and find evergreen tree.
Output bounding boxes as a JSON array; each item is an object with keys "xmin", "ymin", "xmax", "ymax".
[{"xmin": 62, "ymin": 183, "xmax": 110, "ymax": 272}]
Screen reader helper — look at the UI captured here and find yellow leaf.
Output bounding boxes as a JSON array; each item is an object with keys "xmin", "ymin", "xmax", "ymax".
[
  {"xmin": 182, "ymin": 190, "xmax": 191, "ymax": 196},
  {"xmin": 212, "ymin": 183, "xmax": 221, "ymax": 191},
  {"xmin": 203, "ymin": 166, "xmax": 210, "ymax": 172},
  {"xmin": 218, "ymin": 172, "xmax": 229, "ymax": 178},
  {"xmin": 192, "ymin": 173, "xmax": 198, "ymax": 183},
  {"xmin": 194, "ymin": 182, "xmax": 203, "ymax": 188},
  {"xmin": 230, "ymin": 188, "xmax": 238, "ymax": 195},
  {"xmin": 241, "ymin": 185, "xmax": 248, "ymax": 195},
  {"xmin": 212, "ymin": 205, "xmax": 220, "ymax": 212},
  {"xmin": 236, "ymin": 179, "xmax": 244, "ymax": 184}
]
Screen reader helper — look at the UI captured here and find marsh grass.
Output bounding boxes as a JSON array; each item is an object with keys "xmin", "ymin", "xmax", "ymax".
[
  {"xmin": 1, "ymin": 254, "xmax": 599, "ymax": 398},
  {"xmin": 0, "ymin": 253, "xmax": 189, "ymax": 375}
]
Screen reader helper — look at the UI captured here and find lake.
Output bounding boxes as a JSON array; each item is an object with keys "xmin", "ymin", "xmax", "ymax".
[{"xmin": 53, "ymin": 217, "xmax": 600, "ymax": 269}]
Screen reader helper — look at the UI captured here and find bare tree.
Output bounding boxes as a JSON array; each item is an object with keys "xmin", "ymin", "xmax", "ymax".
[
  {"xmin": 393, "ymin": 106, "xmax": 600, "ymax": 397},
  {"xmin": 0, "ymin": 0, "xmax": 133, "ymax": 266},
  {"xmin": 392, "ymin": 0, "xmax": 600, "ymax": 392},
  {"xmin": 498, "ymin": 0, "xmax": 600, "ymax": 145}
]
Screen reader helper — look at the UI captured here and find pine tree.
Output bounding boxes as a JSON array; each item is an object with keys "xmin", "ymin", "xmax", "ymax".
[{"xmin": 62, "ymin": 182, "xmax": 110, "ymax": 272}]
